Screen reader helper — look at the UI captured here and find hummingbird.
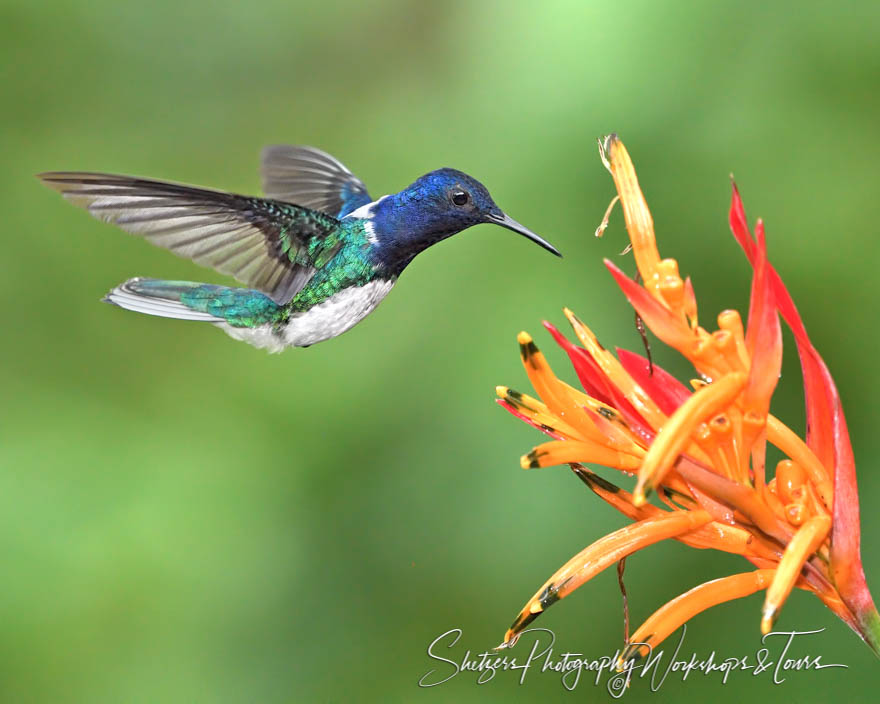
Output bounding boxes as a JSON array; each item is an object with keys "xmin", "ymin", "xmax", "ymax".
[{"xmin": 39, "ymin": 146, "xmax": 560, "ymax": 352}]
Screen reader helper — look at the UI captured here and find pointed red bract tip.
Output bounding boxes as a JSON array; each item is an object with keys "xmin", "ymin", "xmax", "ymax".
[
  {"xmin": 542, "ymin": 320, "xmax": 614, "ymax": 406},
  {"xmin": 728, "ymin": 180, "xmax": 756, "ymax": 263},
  {"xmin": 604, "ymin": 259, "xmax": 692, "ymax": 351},
  {"xmin": 741, "ymin": 219, "xmax": 782, "ymax": 417}
]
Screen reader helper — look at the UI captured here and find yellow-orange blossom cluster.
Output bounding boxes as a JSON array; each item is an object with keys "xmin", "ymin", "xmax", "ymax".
[{"xmin": 495, "ymin": 135, "xmax": 879, "ymax": 659}]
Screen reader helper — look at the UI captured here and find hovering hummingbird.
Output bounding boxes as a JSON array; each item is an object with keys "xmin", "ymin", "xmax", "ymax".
[{"xmin": 39, "ymin": 146, "xmax": 560, "ymax": 351}]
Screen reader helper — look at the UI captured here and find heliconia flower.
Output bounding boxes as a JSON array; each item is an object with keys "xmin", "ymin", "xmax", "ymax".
[{"xmin": 495, "ymin": 134, "xmax": 880, "ymax": 660}]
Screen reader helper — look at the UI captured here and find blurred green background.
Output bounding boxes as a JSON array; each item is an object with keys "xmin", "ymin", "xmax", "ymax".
[{"xmin": 3, "ymin": 0, "xmax": 880, "ymax": 701}]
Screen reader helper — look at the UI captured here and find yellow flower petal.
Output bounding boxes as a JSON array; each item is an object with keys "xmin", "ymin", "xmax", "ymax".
[
  {"xmin": 634, "ymin": 372, "xmax": 747, "ymax": 504},
  {"xmin": 761, "ymin": 514, "xmax": 831, "ymax": 634},
  {"xmin": 500, "ymin": 510, "xmax": 713, "ymax": 647},
  {"xmin": 601, "ymin": 134, "xmax": 662, "ymax": 296},
  {"xmin": 522, "ymin": 440, "xmax": 643, "ymax": 472},
  {"xmin": 623, "ymin": 570, "xmax": 777, "ymax": 662}
]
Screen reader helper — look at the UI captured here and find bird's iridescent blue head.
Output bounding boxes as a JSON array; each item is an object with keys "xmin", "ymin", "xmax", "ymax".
[{"xmin": 366, "ymin": 168, "xmax": 560, "ymax": 273}]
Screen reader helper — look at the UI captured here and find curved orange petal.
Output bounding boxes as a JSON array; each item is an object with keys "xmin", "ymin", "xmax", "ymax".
[
  {"xmin": 623, "ymin": 570, "xmax": 777, "ymax": 661},
  {"xmin": 522, "ymin": 439, "xmax": 643, "ymax": 472},
  {"xmin": 500, "ymin": 510, "xmax": 712, "ymax": 647}
]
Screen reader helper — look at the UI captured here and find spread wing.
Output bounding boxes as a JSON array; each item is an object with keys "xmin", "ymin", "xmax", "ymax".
[
  {"xmin": 38, "ymin": 172, "xmax": 343, "ymax": 305},
  {"xmin": 260, "ymin": 145, "xmax": 373, "ymax": 218}
]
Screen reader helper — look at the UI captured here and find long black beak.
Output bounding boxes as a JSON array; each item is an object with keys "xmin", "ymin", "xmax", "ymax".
[{"xmin": 488, "ymin": 212, "xmax": 562, "ymax": 257}]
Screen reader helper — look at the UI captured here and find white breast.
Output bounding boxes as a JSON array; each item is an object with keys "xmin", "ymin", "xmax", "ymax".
[{"xmin": 215, "ymin": 279, "xmax": 396, "ymax": 352}]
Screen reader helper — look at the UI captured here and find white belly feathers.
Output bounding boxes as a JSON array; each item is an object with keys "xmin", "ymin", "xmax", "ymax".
[{"xmin": 216, "ymin": 279, "xmax": 395, "ymax": 352}]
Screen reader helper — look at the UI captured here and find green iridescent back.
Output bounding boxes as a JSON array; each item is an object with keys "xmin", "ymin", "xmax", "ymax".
[{"xmin": 285, "ymin": 219, "xmax": 380, "ymax": 315}]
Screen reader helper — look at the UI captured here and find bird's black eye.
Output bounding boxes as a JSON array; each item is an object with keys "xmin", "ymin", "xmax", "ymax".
[{"xmin": 451, "ymin": 190, "xmax": 469, "ymax": 206}]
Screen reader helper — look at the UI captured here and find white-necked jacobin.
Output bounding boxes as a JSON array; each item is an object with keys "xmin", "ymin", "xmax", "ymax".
[{"xmin": 39, "ymin": 145, "xmax": 560, "ymax": 351}]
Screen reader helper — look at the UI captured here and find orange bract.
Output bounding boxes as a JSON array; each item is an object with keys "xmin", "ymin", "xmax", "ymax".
[{"xmin": 496, "ymin": 135, "xmax": 880, "ymax": 658}]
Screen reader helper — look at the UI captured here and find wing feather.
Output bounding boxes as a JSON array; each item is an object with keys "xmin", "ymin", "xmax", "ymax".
[
  {"xmin": 260, "ymin": 145, "xmax": 373, "ymax": 217},
  {"xmin": 39, "ymin": 171, "xmax": 342, "ymax": 304}
]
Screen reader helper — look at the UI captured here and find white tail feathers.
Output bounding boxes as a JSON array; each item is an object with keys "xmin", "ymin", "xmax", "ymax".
[{"xmin": 103, "ymin": 278, "xmax": 223, "ymax": 322}]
